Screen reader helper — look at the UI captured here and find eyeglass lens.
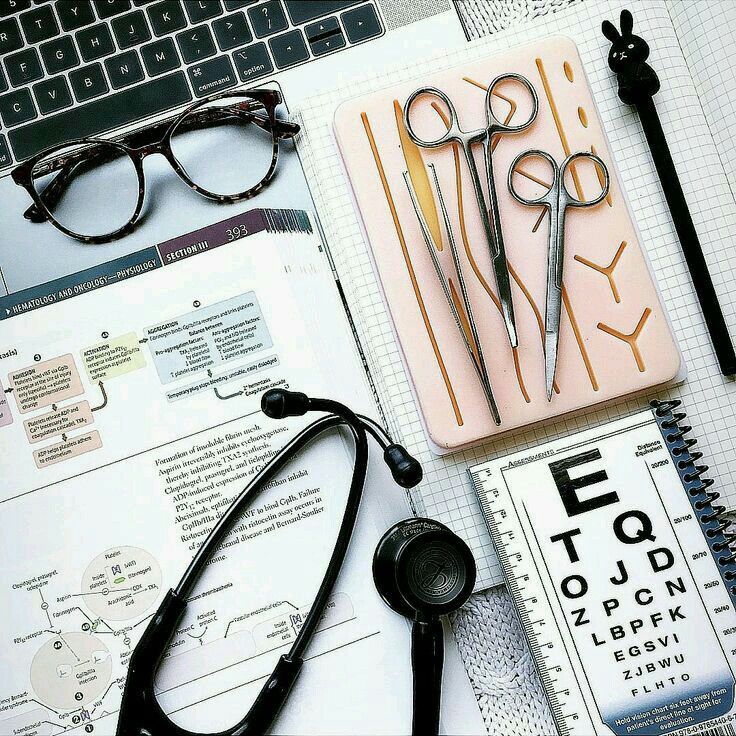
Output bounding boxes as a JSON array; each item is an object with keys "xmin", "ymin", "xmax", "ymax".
[
  {"xmin": 170, "ymin": 96, "xmax": 275, "ymax": 198},
  {"xmin": 31, "ymin": 142, "xmax": 140, "ymax": 239}
]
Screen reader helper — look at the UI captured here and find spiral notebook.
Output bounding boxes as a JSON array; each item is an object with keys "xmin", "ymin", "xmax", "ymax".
[{"xmin": 470, "ymin": 401, "xmax": 736, "ymax": 736}]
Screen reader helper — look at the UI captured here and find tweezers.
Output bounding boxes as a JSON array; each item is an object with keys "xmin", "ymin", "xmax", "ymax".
[{"xmin": 403, "ymin": 165, "xmax": 501, "ymax": 425}]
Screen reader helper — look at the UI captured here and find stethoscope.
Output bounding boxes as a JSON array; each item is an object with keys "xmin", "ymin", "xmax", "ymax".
[{"xmin": 116, "ymin": 389, "xmax": 476, "ymax": 736}]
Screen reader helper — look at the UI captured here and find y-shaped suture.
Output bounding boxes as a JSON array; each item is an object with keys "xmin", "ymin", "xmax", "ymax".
[
  {"xmin": 597, "ymin": 307, "xmax": 652, "ymax": 372},
  {"xmin": 575, "ymin": 241, "xmax": 627, "ymax": 303}
]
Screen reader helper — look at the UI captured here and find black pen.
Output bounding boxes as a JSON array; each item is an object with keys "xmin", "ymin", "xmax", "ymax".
[{"xmin": 602, "ymin": 9, "xmax": 736, "ymax": 377}]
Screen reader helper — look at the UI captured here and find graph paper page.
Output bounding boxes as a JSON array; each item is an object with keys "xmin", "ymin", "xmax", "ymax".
[
  {"xmin": 669, "ymin": 0, "xmax": 736, "ymax": 201},
  {"xmin": 296, "ymin": 0, "xmax": 736, "ymax": 589}
]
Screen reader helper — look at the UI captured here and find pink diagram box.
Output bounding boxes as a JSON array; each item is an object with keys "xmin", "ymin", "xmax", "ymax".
[{"xmin": 0, "ymin": 379, "xmax": 12, "ymax": 427}]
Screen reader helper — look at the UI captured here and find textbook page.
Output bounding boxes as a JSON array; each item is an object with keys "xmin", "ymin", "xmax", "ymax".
[
  {"xmin": 668, "ymin": 0, "xmax": 736, "ymax": 202},
  {"xmin": 296, "ymin": 0, "xmax": 736, "ymax": 590},
  {"xmin": 0, "ymin": 213, "xmax": 484, "ymax": 736}
]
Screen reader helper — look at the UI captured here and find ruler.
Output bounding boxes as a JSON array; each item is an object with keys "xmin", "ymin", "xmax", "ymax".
[{"xmin": 476, "ymin": 467, "xmax": 595, "ymax": 735}]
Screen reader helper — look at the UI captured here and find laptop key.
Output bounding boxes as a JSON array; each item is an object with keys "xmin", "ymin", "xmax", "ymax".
[
  {"xmin": 0, "ymin": 135, "xmax": 11, "ymax": 168},
  {"xmin": 212, "ymin": 11, "xmax": 251, "ymax": 51},
  {"xmin": 5, "ymin": 47, "xmax": 42, "ymax": 86},
  {"xmin": 268, "ymin": 28, "xmax": 307, "ymax": 69},
  {"xmin": 70, "ymin": 62, "xmax": 108, "ymax": 102},
  {"xmin": 176, "ymin": 24, "xmax": 215, "ymax": 63},
  {"xmin": 112, "ymin": 10, "xmax": 151, "ymax": 49},
  {"xmin": 283, "ymin": 0, "xmax": 360, "ymax": 26},
  {"xmin": 248, "ymin": 0, "xmax": 287, "ymax": 39},
  {"xmin": 304, "ymin": 16, "xmax": 339, "ymax": 40},
  {"xmin": 231, "ymin": 41, "xmax": 271, "ymax": 83},
  {"xmin": 106, "ymin": 49, "xmax": 144, "ymax": 88},
  {"xmin": 0, "ymin": 0, "xmax": 31, "ymax": 18},
  {"xmin": 0, "ymin": 65, "xmax": 7, "ymax": 93},
  {"xmin": 342, "ymin": 3, "xmax": 381, "ymax": 44},
  {"xmin": 57, "ymin": 0, "xmax": 95, "ymax": 31},
  {"xmin": 141, "ymin": 36, "xmax": 179, "ymax": 75},
  {"xmin": 32, "ymin": 75, "xmax": 72, "ymax": 114},
  {"xmin": 19, "ymin": 4, "xmax": 58, "ymax": 43},
  {"xmin": 187, "ymin": 53, "xmax": 234, "ymax": 97},
  {"xmin": 224, "ymin": 0, "xmax": 257, "ymax": 9},
  {"xmin": 93, "ymin": 0, "xmax": 131, "ymax": 19},
  {"xmin": 184, "ymin": 0, "xmax": 222, "ymax": 23},
  {"xmin": 304, "ymin": 16, "xmax": 344, "ymax": 55},
  {"xmin": 40, "ymin": 36, "xmax": 79, "ymax": 74},
  {"xmin": 308, "ymin": 29, "xmax": 344, "ymax": 56},
  {"xmin": 76, "ymin": 23, "xmax": 115, "ymax": 61},
  {"xmin": 147, "ymin": 1, "xmax": 185, "ymax": 37},
  {"xmin": 0, "ymin": 87, "xmax": 36, "ymax": 126},
  {"xmin": 0, "ymin": 17, "xmax": 23, "ymax": 54},
  {"xmin": 9, "ymin": 71, "xmax": 191, "ymax": 160}
]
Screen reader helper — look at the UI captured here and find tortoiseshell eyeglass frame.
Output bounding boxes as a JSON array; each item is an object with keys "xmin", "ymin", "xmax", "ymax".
[{"xmin": 10, "ymin": 88, "xmax": 300, "ymax": 245}]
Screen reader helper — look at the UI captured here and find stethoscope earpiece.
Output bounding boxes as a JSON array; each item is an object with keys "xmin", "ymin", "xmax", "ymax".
[
  {"xmin": 261, "ymin": 388, "xmax": 311, "ymax": 418},
  {"xmin": 373, "ymin": 518, "xmax": 476, "ymax": 736}
]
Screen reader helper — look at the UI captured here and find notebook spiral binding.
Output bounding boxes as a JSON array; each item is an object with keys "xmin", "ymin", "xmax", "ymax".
[{"xmin": 651, "ymin": 399, "xmax": 736, "ymax": 600}]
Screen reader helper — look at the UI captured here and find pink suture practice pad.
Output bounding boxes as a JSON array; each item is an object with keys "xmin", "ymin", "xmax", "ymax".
[{"xmin": 334, "ymin": 36, "xmax": 681, "ymax": 452}]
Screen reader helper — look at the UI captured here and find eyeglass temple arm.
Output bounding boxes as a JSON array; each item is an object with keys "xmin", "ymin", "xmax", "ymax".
[{"xmin": 23, "ymin": 106, "xmax": 300, "ymax": 222}]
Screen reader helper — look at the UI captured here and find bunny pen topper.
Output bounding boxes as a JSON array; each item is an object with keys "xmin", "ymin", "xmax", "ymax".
[
  {"xmin": 601, "ymin": 8, "xmax": 736, "ymax": 376},
  {"xmin": 602, "ymin": 9, "xmax": 660, "ymax": 104}
]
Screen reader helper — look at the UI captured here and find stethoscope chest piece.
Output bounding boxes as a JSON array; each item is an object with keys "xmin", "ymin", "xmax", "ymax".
[
  {"xmin": 373, "ymin": 518, "xmax": 476, "ymax": 620},
  {"xmin": 373, "ymin": 518, "xmax": 476, "ymax": 736}
]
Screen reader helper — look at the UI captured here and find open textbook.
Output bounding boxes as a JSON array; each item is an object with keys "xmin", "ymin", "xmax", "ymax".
[
  {"xmin": 0, "ymin": 211, "xmax": 484, "ymax": 736},
  {"xmin": 295, "ymin": 0, "xmax": 736, "ymax": 589}
]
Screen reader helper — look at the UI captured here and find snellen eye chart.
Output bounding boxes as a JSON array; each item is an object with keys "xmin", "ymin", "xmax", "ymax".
[{"xmin": 472, "ymin": 407, "xmax": 736, "ymax": 736}]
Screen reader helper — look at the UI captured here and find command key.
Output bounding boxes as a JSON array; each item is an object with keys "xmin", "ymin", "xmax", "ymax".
[{"xmin": 187, "ymin": 55, "xmax": 237, "ymax": 98}]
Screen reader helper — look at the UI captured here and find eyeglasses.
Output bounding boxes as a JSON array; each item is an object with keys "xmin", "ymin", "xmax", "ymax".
[{"xmin": 11, "ymin": 88, "xmax": 300, "ymax": 244}]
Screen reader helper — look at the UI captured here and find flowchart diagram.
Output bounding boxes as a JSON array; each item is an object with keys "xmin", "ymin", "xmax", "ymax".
[
  {"xmin": 0, "ymin": 291, "xmax": 279, "ymax": 472},
  {"xmin": 3, "ymin": 546, "xmax": 161, "ymax": 734}
]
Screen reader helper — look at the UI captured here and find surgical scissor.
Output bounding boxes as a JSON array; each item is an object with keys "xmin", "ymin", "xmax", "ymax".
[
  {"xmin": 508, "ymin": 150, "xmax": 610, "ymax": 400},
  {"xmin": 403, "ymin": 74, "xmax": 539, "ymax": 349}
]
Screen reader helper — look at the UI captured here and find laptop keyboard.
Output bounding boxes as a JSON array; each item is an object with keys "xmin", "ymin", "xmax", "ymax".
[{"xmin": 0, "ymin": 0, "xmax": 383, "ymax": 169}]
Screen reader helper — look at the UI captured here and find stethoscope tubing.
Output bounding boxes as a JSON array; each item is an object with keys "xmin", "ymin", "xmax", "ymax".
[
  {"xmin": 288, "ymin": 399, "xmax": 368, "ymax": 659},
  {"xmin": 176, "ymin": 408, "xmax": 367, "ymax": 600},
  {"xmin": 118, "ymin": 407, "xmax": 373, "ymax": 736}
]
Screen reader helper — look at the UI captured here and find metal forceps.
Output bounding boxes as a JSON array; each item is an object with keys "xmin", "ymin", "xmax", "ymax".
[
  {"xmin": 403, "ymin": 164, "xmax": 501, "ymax": 425},
  {"xmin": 508, "ymin": 150, "xmax": 610, "ymax": 400},
  {"xmin": 403, "ymin": 74, "xmax": 539, "ymax": 349}
]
